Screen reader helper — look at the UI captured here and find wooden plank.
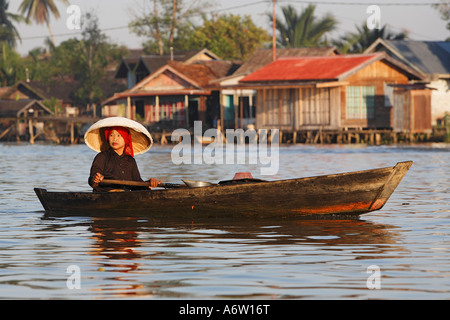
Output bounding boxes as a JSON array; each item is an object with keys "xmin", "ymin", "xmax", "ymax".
[
  {"xmin": 316, "ymin": 81, "xmax": 349, "ymax": 88},
  {"xmin": 0, "ymin": 125, "xmax": 13, "ymax": 140},
  {"xmin": 297, "ymin": 88, "xmax": 302, "ymax": 130}
]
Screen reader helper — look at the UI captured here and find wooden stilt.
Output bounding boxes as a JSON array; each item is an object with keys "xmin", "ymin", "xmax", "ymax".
[
  {"xmin": 29, "ymin": 119, "xmax": 35, "ymax": 144},
  {"xmin": 375, "ymin": 133, "xmax": 381, "ymax": 145},
  {"xmin": 160, "ymin": 131, "xmax": 168, "ymax": 145},
  {"xmin": 70, "ymin": 122, "xmax": 75, "ymax": 144}
]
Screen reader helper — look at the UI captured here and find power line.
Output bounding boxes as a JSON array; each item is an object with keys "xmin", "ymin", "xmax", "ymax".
[
  {"xmin": 213, "ymin": 1, "xmax": 267, "ymax": 13},
  {"xmin": 20, "ymin": 25, "xmax": 130, "ymax": 41},
  {"xmin": 19, "ymin": 2, "xmax": 269, "ymax": 42},
  {"xmin": 281, "ymin": 0, "xmax": 441, "ymax": 6},
  {"xmin": 18, "ymin": 1, "xmax": 444, "ymax": 42}
]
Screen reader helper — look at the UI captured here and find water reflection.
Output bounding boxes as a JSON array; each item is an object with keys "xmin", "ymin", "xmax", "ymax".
[
  {"xmin": 89, "ymin": 218, "xmax": 148, "ymax": 297},
  {"xmin": 40, "ymin": 214, "xmax": 404, "ymax": 298}
]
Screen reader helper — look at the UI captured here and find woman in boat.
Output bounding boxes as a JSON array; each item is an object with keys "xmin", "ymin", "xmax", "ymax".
[{"xmin": 84, "ymin": 117, "xmax": 159, "ymax": 192}]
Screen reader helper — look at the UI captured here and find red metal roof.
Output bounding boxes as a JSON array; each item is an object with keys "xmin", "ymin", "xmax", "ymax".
[{"xmin": 240, "ymin": 54, "xmax": 380, "ymax": 82}]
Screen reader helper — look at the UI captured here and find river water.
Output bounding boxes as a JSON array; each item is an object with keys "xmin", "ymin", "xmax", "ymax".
[{"xmin": 0, "ymin": 142, "xmax": 449, "ymax": 300}]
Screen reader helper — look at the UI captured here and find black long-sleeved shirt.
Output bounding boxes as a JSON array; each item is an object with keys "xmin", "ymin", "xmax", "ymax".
[{"xmin": 88, "ymin": 148, "xmax": 145, "ymax": 192}]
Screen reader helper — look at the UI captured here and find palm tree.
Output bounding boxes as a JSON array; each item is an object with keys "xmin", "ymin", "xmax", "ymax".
[
  {"xmin": 335, "ymin": 23, "xmax": 408, "ymax": 53},
  {"xmin": 0, "ymin": 42, "xmax": 24, "ymax": 85},
  {"xmin": 268, "ymin": 4, "xmax": 337, "ymax": 48},
  {"xmin": 0, "ymin": 0, "xmax": 25, "ymax": 48},
  {"xmin": 19, "ymin": 0, "xmax": 69, "ymax": 46}
]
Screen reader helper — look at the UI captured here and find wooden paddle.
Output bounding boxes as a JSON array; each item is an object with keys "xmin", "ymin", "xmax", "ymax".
[{"xmin": 101, "ymin": 179, "xmax": 184, "ymax": 188}]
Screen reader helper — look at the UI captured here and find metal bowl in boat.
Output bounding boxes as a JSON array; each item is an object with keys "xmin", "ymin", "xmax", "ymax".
[{"xmin": 182, "ymin": 180, "xmax": 214, "ymax": 188}]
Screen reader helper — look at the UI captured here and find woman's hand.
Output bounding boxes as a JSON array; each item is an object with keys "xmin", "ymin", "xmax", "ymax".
[
  {"xmin": 93, "ymin": 172, "xmax": 104, "ymax": 185},
  {"xmin": 148, "ymin": 178, "xmax": 161, "ymax": 189}
]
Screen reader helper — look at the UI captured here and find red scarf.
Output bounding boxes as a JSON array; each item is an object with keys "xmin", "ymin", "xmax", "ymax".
[{"xmin": 104, "ymin": 126, "xmax": 134, "ymax": 157}]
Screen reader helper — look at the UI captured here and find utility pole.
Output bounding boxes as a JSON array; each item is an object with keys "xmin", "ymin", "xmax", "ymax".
[{"xmin": 272, "ymin": 0, "xmax": 276, "ymax": 61}]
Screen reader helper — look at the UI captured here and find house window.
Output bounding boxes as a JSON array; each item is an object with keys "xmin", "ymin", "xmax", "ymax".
[{"xmin": 346, "ymin": 86, "xmax": 375, "ymax": 119}]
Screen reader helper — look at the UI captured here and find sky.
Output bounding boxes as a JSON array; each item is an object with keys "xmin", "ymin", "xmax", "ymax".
[{"xmin": 8, "ymin": 0, "xmax": 450, "ymax": 56}]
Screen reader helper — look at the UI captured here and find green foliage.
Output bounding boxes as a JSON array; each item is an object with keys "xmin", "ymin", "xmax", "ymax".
[
  {"xmin": 188, "ymin": 13, "xmax": 270, "ymax": 60},
  {"xmin": 269, "ymin": 4, "xmax": 337, "ymax": 48},
  {"xmin": 129, "ymin": 0, "xmax": 213, "ymax": 55},
  {"xmin": 1, "ymin": 12, "xmax": 127, "ymax": 107},
  {"xmin": 18, "ymin": 0, "xmax": 69, "ymax": 45},
  {"xmin": 0, "ymin": 0, "xmax": 26, "ymax": 48},
  {"xmin": 334, "ymin": 23, "xmax": 408, "ymax": 53},
  {"xmin": 432, "ymin": 0, "xmax": 450, "ymax": 39},
  {"xmin": 42, "ymin": 96, "xmax": 62, "ymax": 114},
  {"xmin": 0, "ymin": 43, "xmax": 25, "ymax": 86}
]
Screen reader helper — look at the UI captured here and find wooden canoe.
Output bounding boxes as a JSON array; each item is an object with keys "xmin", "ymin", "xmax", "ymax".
[{"xmin": 34, "ymin": 161, "xmax": 412, "ymax": 219}]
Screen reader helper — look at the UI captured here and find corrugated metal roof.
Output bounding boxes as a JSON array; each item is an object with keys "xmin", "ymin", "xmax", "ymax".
[
  {"xmin": 234, "ymin": 47, "xmax": 339, "ymax": 77},
  {"xmin": 366, "ymin": 39, "xmax": 450, "ymax": 75},
  {"xmin": 240, "ymin": 54, "xmax": 378, "ymax": 82},
  {"xmin": 386, "ymin": 40, "xmax": 450, "ymax": 75}
]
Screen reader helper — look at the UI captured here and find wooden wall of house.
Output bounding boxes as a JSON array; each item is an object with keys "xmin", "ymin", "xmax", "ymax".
[
  {"xmin": 411, "ymin": 90, "xmax": 432, "ymax": 133},
  {"xmin": 255, "ymin": 86, "xmax": 340, "ymax": 131},
  {"xmin": 256, "ymin": 88, "xmax": 294, "ymax": 130},
  {"xmin": 256, "ymin": 88, "xmax": 284, "ymax": 130},
  {"xmin": 340, "ymin": 60, "xmax": 410, "ymax": 129},
  {"xmin": 393, "ymin": 89, "xmax": 432, "ymax": 133},
  {"xmin": 144, "ymin": 71, "xmax": 192, "ymax": 89},
  {"xmin": 140, "ymin": 96, "xmax": 189, "ymax": 126},
  {"xmin": 296, "ymin": 86, "xmax": 340, "ymax": 130}
]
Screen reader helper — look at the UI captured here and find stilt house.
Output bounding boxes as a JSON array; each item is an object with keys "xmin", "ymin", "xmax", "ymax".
[{"xmin": 238, "ymin": 53, "xmax": 429, "ymax": 133}]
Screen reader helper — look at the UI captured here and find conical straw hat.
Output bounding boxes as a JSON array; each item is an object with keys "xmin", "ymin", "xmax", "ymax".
[{"xmin": 84, "ymin": 117, "xmax": 153, "ymax": 155}]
